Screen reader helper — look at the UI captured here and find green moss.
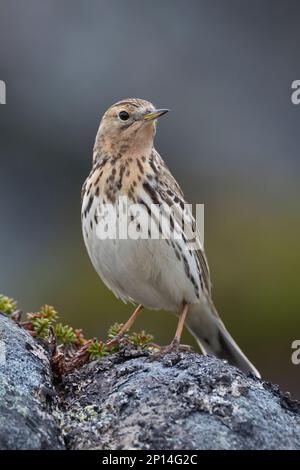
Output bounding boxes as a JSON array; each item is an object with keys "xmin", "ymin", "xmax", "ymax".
[
  {"xmin": 54, "ymin": 323, "xmax": 77, "ymax": 345},
  {"xmin": 107, "ymin": 322, "xmax": 124, "ymax": 339},
  {"xmin": 87, "ymin": 323, "xmax": 154, "ymax": 358},
  {"xmin": 0, "ymin": 293, "xmax": 155, "ymax": 366},
  {"xmin": 27, "ymin": 305, "xmax": 58, "ymax": 339},
  {"xmin": 128, "ymin": 331, "xmax": 153, "ymax": 347},
  {"xmin": 0, "ymin": 294, "xmax": 17, "ymax": 315},
  {"xmin": 32, "ymin": 318, "xmax": 52, "ymax": 338},
  {"xmin": 88, "ymin": 340, "xmax": 109, "ymax": 358}
]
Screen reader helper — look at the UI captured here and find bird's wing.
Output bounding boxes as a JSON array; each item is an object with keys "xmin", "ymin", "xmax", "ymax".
[{"xmin": 155, "ymin": 155, "xmax": 212, "ymax": 296}]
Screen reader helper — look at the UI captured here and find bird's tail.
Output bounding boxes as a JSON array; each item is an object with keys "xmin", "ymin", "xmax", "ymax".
[{"xmin": 186, "ymin": 299, "xmax": 261, "ymax": 378}]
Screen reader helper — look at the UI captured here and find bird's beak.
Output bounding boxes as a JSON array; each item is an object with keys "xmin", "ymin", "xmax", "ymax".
[{"xmin": 143, "ymin": 108, "xmax": 169, "ymax": 121}]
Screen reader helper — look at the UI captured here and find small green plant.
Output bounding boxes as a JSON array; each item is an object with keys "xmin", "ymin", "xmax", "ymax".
[
  {"xmin": 0, "ymin": 293, "xmax": 156, "ymax": 368},
  {"xmin": 107, "ymin": 322, "xmax": 124, "ymax": 339},
  {"xmin": 128, "ymin": 330, "xmax": 153, "ymax": 347},
  {"xmin": 27, "ymin": 305, "xmax": 58, "ymax": 339},
  {"xmin": 39, "ymin": 304, "xmax": 58, "ymax": 322},
  {"xmin": 31, "ymin": 317, "xmax": 52, "ymax": 338},
  {"xmin": 54, "ymin": 323, "xmax": 77, "ymax": 345},
  {"xmin": 0, "ymin": 294, "xmax": 17, "ymax": 315},
  {"xmin": 74, "ymin": 328, "xmax": 86, "ymax": 347},
  {"xmin": 88, "ymin": 340, "xmax": 109, "ymax": 358}
]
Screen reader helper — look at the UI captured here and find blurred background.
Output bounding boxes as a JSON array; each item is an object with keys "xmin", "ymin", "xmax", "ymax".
[{"xmin": 0, "ymin": 0, "xmax": 299, "ymax": 397}]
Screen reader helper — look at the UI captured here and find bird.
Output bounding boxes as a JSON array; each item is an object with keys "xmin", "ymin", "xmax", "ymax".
[{"xmin": 81, "ymin": 98, "xmax": 260, "ymax": 378}]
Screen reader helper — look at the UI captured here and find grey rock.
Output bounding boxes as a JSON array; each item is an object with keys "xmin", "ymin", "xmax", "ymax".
[
  {"xmin": 60, "ymin": 347, "xmax": 300, "ymax": 450},
  {"xmin": 0, "ymin": 313, "xmax": 64, "ymax": 449},
  {"xmin": 1, "ymin": 313, "xmax": 300, "ymax": 450}
]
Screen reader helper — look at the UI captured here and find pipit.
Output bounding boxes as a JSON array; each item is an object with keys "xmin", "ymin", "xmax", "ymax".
[{"xmin": 81, "ymin": 98, "xmax": 260, "ymax": 377}]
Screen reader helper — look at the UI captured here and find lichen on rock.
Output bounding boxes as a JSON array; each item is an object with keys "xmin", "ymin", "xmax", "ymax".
[
  {"xmin": 1, "ymin": 312, "xmax": 300, "ymax": 450},
  {"xmin": 0, "ymin": 313, "xmax": 64, "ymax": 450},
  {"xmin": 59, "ymin": 346, "xmax": 300, "ymax": 450}
]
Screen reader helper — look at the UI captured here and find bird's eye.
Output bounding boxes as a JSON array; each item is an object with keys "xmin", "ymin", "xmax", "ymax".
[{"xmin": 118, "ymin": 110, "xmax": 130, "ymax": 121}]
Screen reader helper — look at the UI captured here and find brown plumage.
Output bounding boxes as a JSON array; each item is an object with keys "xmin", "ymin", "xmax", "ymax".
[{"xmin": 81, "ymin": 98, "xmax": 260, "ymax": 377}]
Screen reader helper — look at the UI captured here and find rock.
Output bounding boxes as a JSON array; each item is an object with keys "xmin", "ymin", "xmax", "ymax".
[
  {"xmin": 0, "ymin": 313, "xmax": 64, "ymax": 449},
  {"xmin": 60, "ymin": 347, "xmax": 300, "ymax": 450},
  {"xmin": 1, "ymin": 313, "xmax": 300, "ymax": 450}
]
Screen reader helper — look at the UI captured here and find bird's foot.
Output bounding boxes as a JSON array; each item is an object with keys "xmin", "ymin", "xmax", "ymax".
[{"xmin": 149, "ymin": 339, "xmax": 192, "ymax": 360}]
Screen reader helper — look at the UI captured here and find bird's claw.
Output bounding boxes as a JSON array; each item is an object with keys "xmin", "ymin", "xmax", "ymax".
[{"xmin": 149, "ymin": 340, "xmax": 192, "ymax": 360}]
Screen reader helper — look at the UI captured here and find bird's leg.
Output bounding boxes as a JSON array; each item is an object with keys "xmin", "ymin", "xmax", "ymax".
[
  {"xmin": 106, "ymin": 304, "xmax": 143, "ymax": 347},
  {"xmin": 169, "ymin": 303, "xmax": 190, "ymax": 350},
  {"xmin": 150, "ymin": 303, "xmax": 191, "ymax": 357}
]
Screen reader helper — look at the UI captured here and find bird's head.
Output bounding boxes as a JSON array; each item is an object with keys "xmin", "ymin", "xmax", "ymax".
[{"xmin": 95, "ymin": 98, "xmax": 169, "ymax": 155}]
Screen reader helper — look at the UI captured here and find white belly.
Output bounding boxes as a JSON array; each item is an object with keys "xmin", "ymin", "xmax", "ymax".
[{"xmin": 82, "ymin": 196, "xmax": 200, "ymax": 312}]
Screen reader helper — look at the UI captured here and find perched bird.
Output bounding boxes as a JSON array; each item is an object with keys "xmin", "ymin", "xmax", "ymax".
[{"xmin": 81, "ymin": 98, "xmax": 260, "ymax": 377}]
